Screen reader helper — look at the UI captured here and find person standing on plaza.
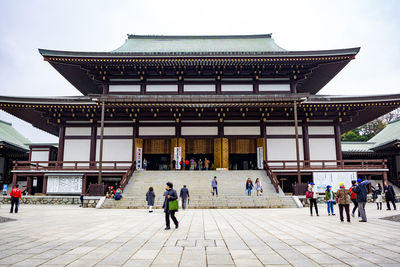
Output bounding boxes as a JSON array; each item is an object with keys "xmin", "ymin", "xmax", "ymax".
[
  {"xmin": 372, "ymin": 183, "xmax": 383, "ymax": 210},
  {"xmin": 211, "ymin": 176, "xmax": 218, "ymax": 196},
  {"xmin": 353, "ymin": 178, "xmax": 371, "ymax": 222},
  {"xmin": 336, "ymin": 183, "xmax": 351, "ymax": 223},
  {"xmin": 163, "ymin": 182, "xmax": 179, "ymax": 230},
  {"xmin": 325, "ymin": 185, "xmax": 336, "ymax": 216},
  {"xmin": 10, "ymin": 184, "xmax": 22, "ymax": 213},
  {"xmin": 246, "ymin": 178, "xmax": 254, "ymax": 196},
  {"xmin": 384, "ymin": 181, "xmax": 396, "ymax": 210},
  {"xmin": 146, "ymin": 187, "xmax": 155, "ymax": 213},
  {"xmin": 204, "ymin": 158, "xmax": 210, "ymax": 170},
  {"xmin": 143, "ymin": 158, "xmax": 148, "ymax": 170},
  {"xmin": 198, "ymin": 159, "xmax": 203, "ymax": 170},
  {"xmin": 179, "ymin": 185, "xmax": 190, "ymax": 210},
  {"xmin": 255, "ymin": 178, "xmax": 262, "ymax": 196},
  {"xmin": 307, "ymin": 182, "xmax": 319, "ymax": 216},
  {"xmin": 349, "ymin": 180, "xmax": 360, "ymax": 218},
  {"xmin": 185, "ymin": 159, "xmax": 190, "ymax": 171}
]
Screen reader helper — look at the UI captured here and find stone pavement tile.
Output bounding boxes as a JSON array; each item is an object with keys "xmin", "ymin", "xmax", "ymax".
[
  {"xmin": 357, "ymin": 253, "xmax": 399, "ymax": 264},
  {"xmin": 229, "ymin": 249, "xmax": 259, "ymax": 260},
  {"xmin": 277, "ymin": 249, "xmax": 320, "ymax": 267},
  {"xmin": 207, "ymin": 254, "xmax": 235, "ymax": 265},
  {"xmin": 12, "ymin": 258, "xmax": 48, "ymax": 267},
  {"xmin": 176, "ymin": 239, "xmax": 196, "ymax": 247},
  {"xmin": 339, "ymin": 256, "xmax": 379, "ymax": 267},
  {"xmin": 179, "ymin": 247, "xmax": 206, "ymax": 267},
  {"xmin": 43, "ymin": 253, "xmax": 83, "ymax": 265},
  {"xmin": 223, "ymin": 238, "xmax": 248, "ymax": 250},
  {"xmin": 206, "ymin": 247, "xmax": 230, "ymax": 255},
  {"xmin": 253, "ymin": 251, "xmax": 289, "ymax": 265},
  {"xmin": 130, "ymin": 249, "xmax": 160, "ymax": 260},
  {"xmin": 196, "ymin": 239, "xmax": 216, "ymax": 247},
  {"xmin": 122, "ymin": 259, "xmax": 152, "ymax": 267},
  {"xmin": 292, "ymin": 245, "xmax": 324, "ymax": 254},
  {"xmin": 66, "ymin": 258, "xmax": 100, "ymax": 267},
  {"xmin": 31, "ymin": 249, "xmax": 68, "ymax": 259},
  {"xmin": 65, "ymin": 246, "xmax": 96, "ymax": 255},
  {"xmin": 152, "ymin": 247, "xmax": 183, "ymax": 265},
  {"xmin": 233, "ymin": 258, "xmax": 263, "ymax": 267},
  {"xmin": 0, "ymin": 254, "xmax": 35, "ymax": 265},
  {"xmin": 305, "ymin": 253, "xmax": 344, "ymax": 265}
]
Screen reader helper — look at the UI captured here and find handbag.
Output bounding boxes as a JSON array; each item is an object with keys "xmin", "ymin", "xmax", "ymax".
[
  {"xmin": 306, "ymin": 191, "xmax": 313, "ymax": 199},
  {"xmin": 168, "ymin": 200, "xmax": 179, "ymax": 211}
]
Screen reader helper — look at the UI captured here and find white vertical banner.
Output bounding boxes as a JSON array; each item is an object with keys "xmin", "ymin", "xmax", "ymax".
[
  {"xmin": 313, "ymin": 172, "xmax": 357, "ymax": 193},
  {"xmin": 257, "ymin": 147, "xmax": 264, "ymax": 169},
  {"xmin": 136, "ymin": 147, "xmax": 142, "ymax": 170},
  {"xmin": 174, "ymin": 147, "xmax": 182, "ymax": 170}
]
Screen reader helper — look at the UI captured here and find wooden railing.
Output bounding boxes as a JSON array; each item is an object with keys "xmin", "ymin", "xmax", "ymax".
[
  {"xmin": 120, "ymin": 162, "xmax": 136, "ymax": 192},
  {"xmin": 266, "ymin": 159, "xmax": 387, "ymax": 170},
  {"xmin": 263, "ymin": 161, "xmax": 280, "ymax": 193},
  {"xmin": 13, "ymin": 161, "xmax": 133, "ymax": 171}
]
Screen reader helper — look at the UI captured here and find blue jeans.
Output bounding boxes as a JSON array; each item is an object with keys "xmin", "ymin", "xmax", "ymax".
[
  {"xmin": 213, "ymin": 187, "xmax": 218, "ymax": 196},
  {"xmin": 247, "ymin": 189, "xmax": 252, "ymax": 196},
  {"xmin": 327, "ymin": 201, "xmax": 334, "ymax": 214}
]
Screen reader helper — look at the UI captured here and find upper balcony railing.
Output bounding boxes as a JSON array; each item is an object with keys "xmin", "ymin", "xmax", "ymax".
[
  {"xmin": 13, "ymin": 161, "xmax": 133, "ymax": 172},
  {"xmin": 266, "ymin": 159, "xmax": 387, "ymax": 170}
]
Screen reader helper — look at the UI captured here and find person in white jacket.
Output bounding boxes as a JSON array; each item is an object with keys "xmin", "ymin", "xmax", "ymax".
[
  {"xmin": 308, "ymin": 183, "xmax": 319, "ymax": 216},
  {"xmin": 255, "ymin": 178, "xmax": 262, "ymax": 196}
]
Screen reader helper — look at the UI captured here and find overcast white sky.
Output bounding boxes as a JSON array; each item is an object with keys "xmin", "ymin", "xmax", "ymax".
[{"xmin": 0, "ymin": 0, "xmax": 400, "ymax": 143}]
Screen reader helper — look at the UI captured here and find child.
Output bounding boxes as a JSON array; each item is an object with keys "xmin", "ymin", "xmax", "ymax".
[{"xmin": 146, "ymin": 187, "xmax": 155, "ymax": 213}]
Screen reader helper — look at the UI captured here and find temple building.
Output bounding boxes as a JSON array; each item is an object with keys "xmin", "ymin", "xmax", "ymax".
[{"xmin": 1, "ymin": 34, "xmax": 400, "ymax": 195}]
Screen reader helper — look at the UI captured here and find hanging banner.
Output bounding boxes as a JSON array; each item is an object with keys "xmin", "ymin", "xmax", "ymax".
[
  {"xmin": 136, "ymin": 147, "xmax": 143, "ymax": 170},
  {"xmin": 257, "ymin": 147, "xmax": 264, "ymax": 169},
  {"xmin": 174, "ymin": 147, "xmax": 182, "ymax": 170},
  {"xmin": 313, "ymin": 172, "xmax": 357, "ymax": 193}
]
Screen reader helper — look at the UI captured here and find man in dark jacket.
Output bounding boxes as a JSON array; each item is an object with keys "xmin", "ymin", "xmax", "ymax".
[
  {"xmin": 353, "ymin": 178, "xmax": 371, "ymax": 222},
  {"xmin": 162, "ymin": 182, "xmax": 179, "ymax": 230},
  {"xmin": 179, "ymin": 185, "xmax": 190, "ymax": 210},
  {"xmin": 384, "ymin": 181, "xmax": 397, "ymax": 210}
]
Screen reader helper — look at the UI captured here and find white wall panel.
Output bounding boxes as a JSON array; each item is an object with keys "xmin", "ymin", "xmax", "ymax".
[
  {"xmin": 267, "ymin": 139, "xmax": 304, "ymax": 166},
  {"xmin": 146, "ymin": 85, "xmax": 178, "ymax": 92},
  {"xmin": 109, "ymin": 85, "xmax": 141, "ymax": 92},
  {"xmin": 63, "ymin": 140, "xmax": 91, "ymax": 165},
  {"xmin": 221, "ymin": 84, "xmax": 253, "ymax": 92},
  {"xmin": 139, "ymin": 127, "xmax": 175, "ymax": 136},
  {"xmin": 308, "ymin": 126, "xmax": 334, "ymax": 135},
  {"xmin": 65, "ymin": 127, "xmax": 91, "ymax": 136},
  {"xmin": 224, "ymin": 126, "xmax": 260, "ymax": 135},
  {"xmin": 259, "ymin": 84, "xmax": 290, "ymax": 92},
  {"xmin": 96, "ymin": 139, "xmax": 132, "ymax": 164},
  {"xmin": 309, "ymin": 139, "xmax": 337, "ymax": 164},
  {"xmin": 31, "ymin": 151, "xmax": 49, "ymax": 162},
  {"xmin": 184, "ymin": 84, "xmax": 215, "ymax": 92},
  {"xmin": 181, "ymin": 126, "xmax": 218, "ymax": 136},
  {"xmin": 97, "ymin": 127, "xmax": 133, "ymax": 136},
  {"xmin": 266, "ymin": 126, "xmax": 302, "ymax": 135}
]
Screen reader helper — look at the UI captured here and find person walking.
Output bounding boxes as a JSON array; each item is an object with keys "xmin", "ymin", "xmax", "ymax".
[
  {"xmin": 204, "ymin": 158, "xmax": 210, "ymax": 170},
  {"xmin": 246, "ymin": 178, "xmax": 254, "ymax": 196},
  {"xmin": 179, "ymin": 185, "xmax": 190, "ymax": 210},
  {"xmin": 198, "ymin": 159, "xmax": 203, "ymax": 170},
  {"xmin": 336, "ymin": 183, "xmax": 351, "ymax": 223},
  {"xmin": 185, "ymin": 159, "xmax": 189, "ymax": 171},
  {"xmin": 255, "ymin": 178, "xmax": 263, "ymax": 196},
  {"xmin": 162, "ymin": 182, "xmax": 179, "ymax": 230},
  {"xmin": 10, "ymin": 184, "xmax": 22, "ymax": 213},
  {"xmin": 325, "ymin": 185, "xmax": 336, "ymax": 216},
  {"xmin": 349, "ymin": 180, "xmax": 360, "ymax": 218},
  {"xmin": 211, "ymin": 176, "xmax": 218, "ymax": 197},
  {"xmin": 353, "ymin": 178, "xmax": 371, "ymax": 222},
  {"xmin": 307, "ymin": 182, "xmax": 319, "ymax": 216},
  {"xmin": 146, "ymin": 187, "xmax": 155, "ymax": 213},
  {"xmin": 384, "ymin": 181, "xmax": 397, "ymax": 210},
  {"xmin": 372, "ymin": 183, "xmax": 383, "ymax": 210}
]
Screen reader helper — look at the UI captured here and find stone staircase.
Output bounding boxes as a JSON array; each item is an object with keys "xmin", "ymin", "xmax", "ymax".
[{"xmin": 102, "ymin": 170, "xmax": 297, "ymax": 209}]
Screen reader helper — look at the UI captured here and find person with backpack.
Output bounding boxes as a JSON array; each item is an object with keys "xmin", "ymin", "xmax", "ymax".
[
  {"xmin": 325, "ymin": 185, "xmax": 336, "ymax": 216},
  {"xmin": 336, "ymin": 183, "xmax": 351, "ymax": 223},
  {"xmin": 384, "ymin": 181, "xmax": 397, "ymax": 210},
  {"xmin": 162, "ymin": 182, "xmax": 179, "ymax": 230},
  {"xmin": 353, "ymin": 178, "xmax": 371, "ymax": 222},
  {"xmin": 10, "ymin": 184, "xmax": 22, "ymax": 213},
  {"xmin": 306, "ymin": 182, "xmax": 319, "ymax": 216},
  {"xmin": 349, "ymin": 180, "xmax": 360, "ymax": 218},
  {"xmin": 146, "ymin": 187, "xmax": 155, "ymax": 213}
]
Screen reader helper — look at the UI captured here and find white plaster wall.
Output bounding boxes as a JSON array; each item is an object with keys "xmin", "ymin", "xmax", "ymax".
[
  {"xmin": 184, "ymin": 84, "xmax": 215, "ymax": 92},
  {"xmin": 259, "ymin": 84, "xmax": 290, "ymax": 92},
  {"xmin": 139, "ymin": 127, "xmax": 175, "ymax": 136},
  {"xmin": 309, "ymin": 138, "xmax": 337, "ymax": 166},
  {"xmin": 224, "ymin": 126, "xmax": 260, "ymax": 135},
  {"xmin": 308, "ymin": 126, "xmax": 335, "ymax": 135},
  {"xmin": 65, "ymin": 127, "xmax": 91, "ymax": 136},
  {"xmin": 221, "ymin": 84, "xmax": 253, "ymax": 92},
  {"xmin": 31, "ymin": 150, "xmax": 49, "ymax": 162},
  {"xmin": 63, "ymin": 140, "xmax": 91, "ymax": 166},
  {"xmin": 97, "ymin": 127, "xmax": 133, "ymax": 136},
  {"xmin": 146, "ymin": 85, "xmax": 178, "ymax": 92},
  {"xmin": 267, "ymin": 138, "xmax": 304, "ymax": 166},
  {"xmin": 109, "ymin": 85, "xmax": 141, "ymax": 92},
  {"xmin": 181, "ymin": 126, "xmax": 218, "ymax": 136},
  {"xmin": 266, "ymin": 126, "xmax": 302, "ymax": 135},
  {"xmin": 96, "ymin": 139, "xmax": 132, "ymax": 165}
]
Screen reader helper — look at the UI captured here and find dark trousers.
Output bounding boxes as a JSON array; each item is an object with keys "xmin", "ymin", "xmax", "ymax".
[
  {"xmin": 165, "ymin": 211, "xmax": 178, "ymax": 227},
  {"xmin": 351, "ymin": 199, "xmax": 360, "ymax": 216},
  {"xmin": 309, "ymin": 199, "xmax": 318, "ymax": 215},
  {"xmin": 386, "ymin": 199, "xmax": 397, "ymax": 210},
  {"xmin": 339, "ymin": 204, "xmax": 350, "ymax": 222},
  {"xmin": 10, "ymin": 197, "xmax": 19, "ymax": 213},
  {"xmin": 212, "ymin": 187, "xmax": 218, "ymax": 196},
  {"xmin": 182, "ymin": 197, "xmax": 187, "ymax": 209}
]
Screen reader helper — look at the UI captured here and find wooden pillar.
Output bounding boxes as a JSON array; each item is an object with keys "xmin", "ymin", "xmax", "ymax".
[
  {"xmin": 12, "ymin": 173, "xmax": 17, "ymax": 188},
  {"xmin": 89, "ymin": 125, "xmax": 97, "ymax": 163},
  {"xmin": 103, "ymin": 84, "xmax": 109, "ymax": 94},
  {"xmin": 57, "ymin": 125, "xmax": 65, "ymax": 161},
  {"xmin": 256, "ymin": 137, "xmax": 266, "ymax": 167},
  {"xmin": 253, "ymin": 82, "xmax": 259, "ymax": 94},
  {"xmin": 290, "ymin": 82, "xmax": 297, "ymax": 93},
  {"xmin": 98, "ymin": 101, "xmax": 105, "ymax": 184},
  {"xmin": 171, "ymin": 138, "xmax": 185, "ymax": 169},
  {"xmin": 27, "ymin": 176, "xmax": 32, "ymax": 195},
  {"xmin": 334, "ymin": 124, "xmax": 343, "ymax": 161},
  {"xmin": 82, "ymin": 175, "xmax": 87, "ymax": 195},
  {"xmin": 42, "ymin": 175, "xmax": 48, "ymax": 195},
  {"xmin": 216, "ymin": 83, "xmax": 221, "ymax": 94},
  {"xmin": 140, "ymin": 84, "xmax": 146, "ymax": 95},
  {"xmin": 221, "ymin": 138, "xmax": 229, "ymax": 169},
  {"xmin": 294, "ymin": 100, "xmax": 301, "ymax": 184},
  {"xmin": 302, "ymin": 124, "xmax": 310, "ymax": 166},
  {"xmin": 178, "ymin": 83, "xmax": 184, "ymax": 94},
  {"xmin": 214, "ymin": 138, "xmax": 222, "ymax": 169}
]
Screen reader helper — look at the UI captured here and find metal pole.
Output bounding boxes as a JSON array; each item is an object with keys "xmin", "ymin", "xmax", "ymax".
[
  {"xmin": 294, "ymin": 100, "xmax": 301, "ymax": 184},
  {"xmin": 98, "ymin": 100, "xmax": 105, "ymax": 184}
]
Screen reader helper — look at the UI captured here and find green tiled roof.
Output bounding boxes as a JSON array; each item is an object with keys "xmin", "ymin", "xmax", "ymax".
[
  {"xmin": 112, "ymin": 34, "xmax": 287, "ymax": 53},
  {"xmin": 0, "ymin": 120, "xmax": 30, "ymax": 150},
  {"xmin": 341, "ymin": 142, "xmax": 375, "ymax": 153}
]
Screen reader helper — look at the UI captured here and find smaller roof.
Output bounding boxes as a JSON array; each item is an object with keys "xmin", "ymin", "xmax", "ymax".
[
  {"xmin": 0, "ymin": 120, "xmax": 30, "ymax": 151},
  {"xmin": 341, "ymin": 142, "xmax": 375, "ymax": 153},
  {"xmin": 369, "ymin": 118, "xmax": 400, "ymax": 146}
]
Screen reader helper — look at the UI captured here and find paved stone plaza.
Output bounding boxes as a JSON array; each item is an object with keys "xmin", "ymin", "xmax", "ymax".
[{"xmin": 0, "ymin": 205, "xmax": 400, "ymax": 267}]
